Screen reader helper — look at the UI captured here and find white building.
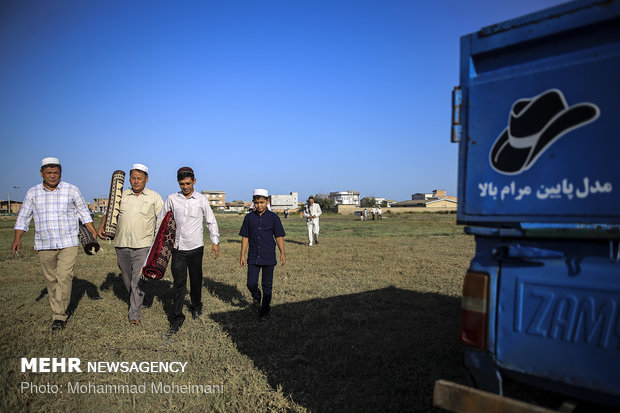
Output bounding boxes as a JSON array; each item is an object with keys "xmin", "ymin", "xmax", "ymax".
[
  {"xmin": 225, "ymin": 200, "xmax": 246, "ymax": 213},
  {"xmin": 411, "ymin": 193, "xmax": 434, "ymax": 201},
  {"xmin": 270, "ymin": 192, "xmax": 299, "ymax": 211},
  {"xmin": 329, "ymin": 190, "xmax": 360, "ymax": 207},
  {"xmin": 360, "ymin": 196, "xmax": 386, "ymax": 207},
  {"xmin": 412, "ymin": 189, "xmax": 447, "ymax": 200}
]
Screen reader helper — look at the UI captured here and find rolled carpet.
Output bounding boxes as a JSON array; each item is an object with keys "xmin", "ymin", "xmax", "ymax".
[
  {"xmin": 102, "ymin": 170, "xmax": 125, "ymax": 239},
  {"xmin": 79, "ymin": 223, "xmax": 100, "ymax": 255},
  {"xmin": 142, "ymin": 210, "xmax": 176, "ymax": 280}
]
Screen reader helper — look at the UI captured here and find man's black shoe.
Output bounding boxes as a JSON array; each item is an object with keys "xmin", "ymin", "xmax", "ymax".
[
  {"xmin": 192, "ymin": 309, "xmax": 202, "ymax": 320},
  {"xmin": 252, "ymin": 299, "xmax": 261, "ymax": 313},
  {"xmin": 168, "ymin": 323, "xmax": 182, "ymax": 335},
  {"xmin": 51, "ymin": 320, "xmax": 66, "ymax": 331},
  {"xmin": 259, "ymin": 308, "xmax": 271, "ymax": 322}
]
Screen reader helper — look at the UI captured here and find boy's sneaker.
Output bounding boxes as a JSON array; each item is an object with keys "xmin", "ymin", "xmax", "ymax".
[{"xmin": 252, "ymin": 299, "xmax": 261, "ymax": 313}]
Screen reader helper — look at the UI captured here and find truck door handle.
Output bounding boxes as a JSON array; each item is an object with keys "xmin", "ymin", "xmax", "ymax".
[
  {"xmin": 451, "ymin": 86, "xmax": 462, "ymax": 143},
  {"xmin": 491, "ymin": 243, "xmax": 564, "ymax": 260}
]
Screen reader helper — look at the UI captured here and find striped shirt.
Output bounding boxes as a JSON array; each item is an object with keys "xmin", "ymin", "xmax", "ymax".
[{"xmin": 14, "ymin": 181, "xmax": 93, "ymax": 250}]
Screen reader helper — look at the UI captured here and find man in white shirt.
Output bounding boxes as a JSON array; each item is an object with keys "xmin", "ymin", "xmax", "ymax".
[
  {"xmin": 303, "ymin": 196, "xmax": 322, "ymax": 246},
  {"xmin": 12, "ymin": 157, "xmax": 97, "ymax": 331},
  {"xmin": 97, "ymin": 163, "xmax": 163, "ymax": 326},
  {"xmin": 159, "ymin": 167, "xmax": 220, "ymax": 334}
]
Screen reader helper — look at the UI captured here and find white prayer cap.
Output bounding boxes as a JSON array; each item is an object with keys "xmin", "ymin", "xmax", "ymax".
[
  {"xmin": 41, "ymin": 157, "xmax": 60, "ymax": 166},
  {"xmin": 131, "ymin": 163, "xmax": 149, "ymax": 174},
  {"xmin": 253, "ymin": 188, "xmax": 269, "ymax": 197}
]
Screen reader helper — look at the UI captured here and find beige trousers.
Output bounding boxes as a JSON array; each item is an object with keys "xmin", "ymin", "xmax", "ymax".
[{"xmin": 38, "ymin": 246, "xmax": 78, "ymax": 322}]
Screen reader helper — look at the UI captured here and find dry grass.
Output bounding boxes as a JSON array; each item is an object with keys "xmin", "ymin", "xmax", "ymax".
[{"xmin": 0, "ymin": 213, "xmax": 474, "ymax": 412}]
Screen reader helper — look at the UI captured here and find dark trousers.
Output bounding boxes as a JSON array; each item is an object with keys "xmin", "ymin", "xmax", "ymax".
[
  {"xmin": 171, "ymin": 246, "xmax": 204, "ymax": 324},
  {"xmin": 247, "ymin": 264, "xmax": 274, "ymax": 315}
]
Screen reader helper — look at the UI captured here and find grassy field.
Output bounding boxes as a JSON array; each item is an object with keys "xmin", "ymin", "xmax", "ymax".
[{"xmin": 0, "ymin": 212, "xmax": 474, "ymax": 412}]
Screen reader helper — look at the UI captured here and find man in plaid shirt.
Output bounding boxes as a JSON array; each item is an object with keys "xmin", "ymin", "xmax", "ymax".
[{"xmin": 12, "ymin": 157, "xmax": 97, "ymax": 331}]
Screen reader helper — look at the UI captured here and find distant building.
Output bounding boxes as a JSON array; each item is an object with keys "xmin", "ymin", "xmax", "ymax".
[
  {"xmin": 393, "ymin": 189, "xmax": 457, "ymax": 209},
  {"xmin": 391, "ymin": 198, "xmax": 457, "ymax": 209},
  {"xmin": 411, "ymin": 193, "xmax": 434, "ymax": 201},
  {"xmin": 93, "ymin": 197, "xmax": 108, "ymax": 214},
  {"xmin": 411, "ymin": 189, "xmax": 456, "ymax": 202},
  {"xmin": 225, "ymin": 200, "xmax": 246, "ymax": 213},
  {"xmin": 270, "ymin": 192, "xmax": 299, "ymax": 212},
  {"xmin": 201, "ymin": 190, "xmax": 226, "ymax": 210},
  {"xmin": 361, "ymin": 197, "xmax": 377, "ymax": 207},
  {"xmin": 360, "ymin": 196, "xmax": 391, "ymax": 207},
  {"xmin": 329, "ymin": 190, "xmax": 360, "ymax": 207},
  {"xmin": 0, "ymin": 200, "xmax": 22, "ymax": 215}
]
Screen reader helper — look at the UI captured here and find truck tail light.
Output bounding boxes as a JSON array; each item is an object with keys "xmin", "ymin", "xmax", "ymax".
[{"xmin": 461, "ymin": 271, "xmax": 489, "ymax": 349}]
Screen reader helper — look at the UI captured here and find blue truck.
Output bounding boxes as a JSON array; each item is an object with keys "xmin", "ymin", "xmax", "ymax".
[{"xmin": 434, "ymin": 1, "xmax": 620, "ymax": 411}]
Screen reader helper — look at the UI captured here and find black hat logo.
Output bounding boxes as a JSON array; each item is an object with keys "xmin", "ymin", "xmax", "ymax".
[{"xmin": 490, "ymin": 89, "xmax": 599, "ymax": 175}]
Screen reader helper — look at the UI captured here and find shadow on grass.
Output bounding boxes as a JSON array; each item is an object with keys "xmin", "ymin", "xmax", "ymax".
[
  {"xmin": 284, "ymin": 239, "xmax": 306, "ymax": 245},
  {"xmin": 99, "ymin": 272, "xmax": 177, "ymax": 322},
  {"xmin": 203, "ymin": 277, "xmax": 249, "ymax": 308},
  {"xmin": 99, "ymin": 272, "xmax": 129, "ymax": 303},
  {"xmin": 210, "ymin": 286, "xmax": 466, "ymax": 412},
  {"xmin": 36, "ymin": 277, "xmax": 101, "ymax": 319}
]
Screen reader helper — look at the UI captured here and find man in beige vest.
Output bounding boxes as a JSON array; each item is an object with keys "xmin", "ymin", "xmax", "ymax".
[{"xmin": 98, "ymin": 164, "xmax": 163, "ymax": 325}]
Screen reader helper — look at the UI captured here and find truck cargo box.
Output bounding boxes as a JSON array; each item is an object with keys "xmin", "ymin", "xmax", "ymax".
[{"xmin": 454, "ymin": 0, "xmax": 620, "ymax": 227}]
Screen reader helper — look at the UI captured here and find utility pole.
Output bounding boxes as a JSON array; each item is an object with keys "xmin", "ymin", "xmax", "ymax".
[{"xmin": 13, "ymin": 186, "xmax": 20, "ymax": 214}]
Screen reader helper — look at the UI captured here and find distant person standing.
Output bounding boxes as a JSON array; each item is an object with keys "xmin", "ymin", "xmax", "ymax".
[
  {"xmin": 284, "ymin": 208, "xmax": 289, "ymax": 219},
  {"xmin": 97, "ymin": 163, "xmax": 163, "ymax": 326},
  {"xmin": 159, "ymin": 167, "xmax": 220, "ymax": 335},
  {"xmin": 377, "ymin": 206, "xmax": 383, "ymax": 220},
  {"xmin": 363, "ymin": 208, "xmax": 368, "ymax": 221},
  {"xmin": 12, "ymin": 157, "xmax": 98, "ymax": 331},
  {"xmin": 303, "ymin": 196, "xmax": 322, "ymax": 246},
  {"xmin": 371, "ymin": 206, "xmax": 376, "ymax": 220}
]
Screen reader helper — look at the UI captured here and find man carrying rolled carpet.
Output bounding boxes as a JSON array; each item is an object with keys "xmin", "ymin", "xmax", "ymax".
[
  {"xmin": 98, "ymin": 163, "xmax": 163, "ymax": 326},
  {"xmin": 12, "ymin": 157, "xmax": 98, "ymax": 331},
  {"xmin": 158, "ymin": 166, "xmax": 220, "ymax": 335}
]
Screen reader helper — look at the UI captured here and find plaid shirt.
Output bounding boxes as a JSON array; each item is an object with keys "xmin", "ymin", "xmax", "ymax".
[{"xmin": 15, "ymin": 181, "xmax": 93, "ymax": 250}]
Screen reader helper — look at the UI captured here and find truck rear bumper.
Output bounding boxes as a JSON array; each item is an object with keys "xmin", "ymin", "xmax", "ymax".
[
  {"xmin": 433, "ymin": 379, "xmax": 560, "ymax": 413},
  {"xmin": 464, "ymin": 349, "xmax": 620, "ymax": 408}
]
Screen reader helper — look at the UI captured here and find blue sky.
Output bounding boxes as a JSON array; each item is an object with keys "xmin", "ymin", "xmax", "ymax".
[{"xmin": 0, "ymin": 0, "xmax": 568, "ymax": 204}]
